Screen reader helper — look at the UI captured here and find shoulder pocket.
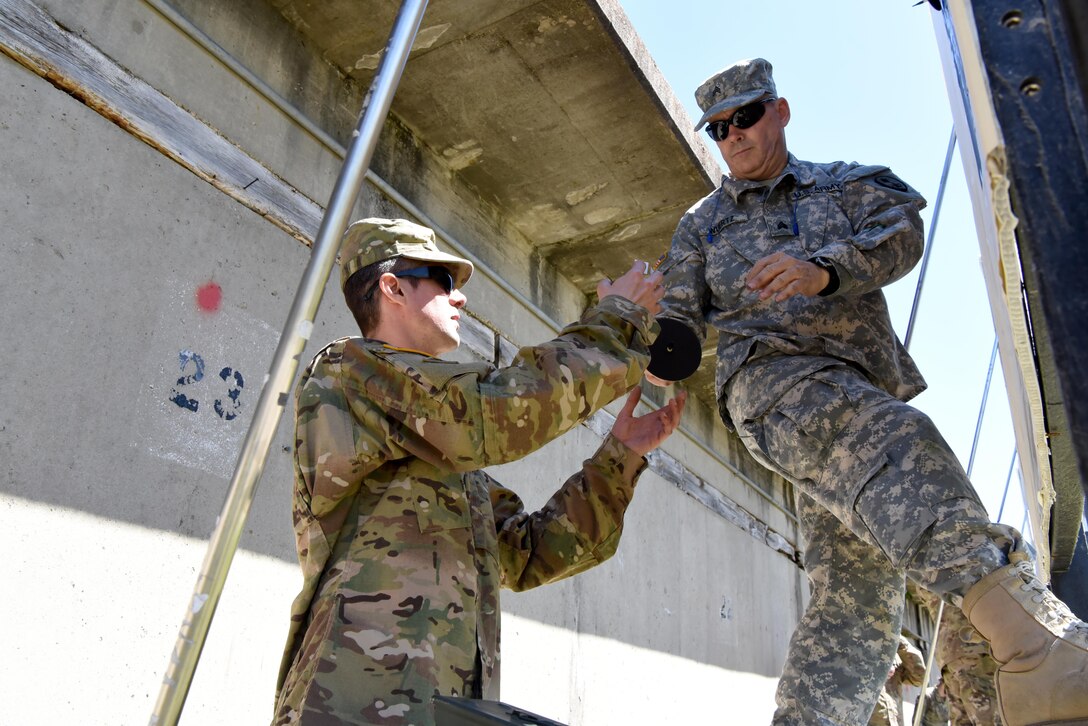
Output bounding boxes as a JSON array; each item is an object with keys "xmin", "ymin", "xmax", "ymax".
[{"xmin": 363, "ymin": 349, "xmax": 490, "ymax": 425}]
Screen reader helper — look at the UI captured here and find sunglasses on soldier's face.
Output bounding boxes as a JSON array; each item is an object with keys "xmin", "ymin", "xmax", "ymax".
[
  {"xmin": 395, "ymin": 266, "xmax": 455, "ymax": 294},
  {"xmin": 704, "ymin": 98, "xmax": 777, "ymax": 142}
]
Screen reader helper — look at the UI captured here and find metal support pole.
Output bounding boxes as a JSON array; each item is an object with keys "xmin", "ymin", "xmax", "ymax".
[
  {"xmin": 998, "ymin": 449, "xmax": 1018, "ymax": 520},
  {"xmin": 911, "ymin": 600, "xmax": 945, "ymax": 726},
  {"xmin": 904, "ymin": 127, "xmax": 957, "ymax": 350},
  {"xmin": 148, "ymin": 2, "xmax": 429, "ymax": 723},
  {"xmin": 967, "ymin": 336, "xmax": 1000, "ymax": 479}
]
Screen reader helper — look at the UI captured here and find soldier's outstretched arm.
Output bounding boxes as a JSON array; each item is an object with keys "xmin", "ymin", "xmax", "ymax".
[
  {"xmin": 317, "ymin": 262, "xmax": 663, "ymax": 486},
  {"xmin": 492, "ymin": 386, "xmax": 687, "ymax": 591}
]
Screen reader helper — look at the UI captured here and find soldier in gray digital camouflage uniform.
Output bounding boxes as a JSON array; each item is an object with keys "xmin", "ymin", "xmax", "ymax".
[
  {"xmin": 272, "ymin": 217, "xmax": 686, "ymax": 725},
  {"xmin": 652, "ymin": 58, "xmax": 1088, "ymax": 726}
]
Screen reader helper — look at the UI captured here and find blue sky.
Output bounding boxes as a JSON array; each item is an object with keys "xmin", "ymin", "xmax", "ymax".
[{"xmin": 617, "ymin": 1, "xmax": 1029, "ymax": 533}]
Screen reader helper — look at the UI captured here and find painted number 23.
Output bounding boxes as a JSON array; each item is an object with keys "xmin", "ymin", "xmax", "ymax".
[{"xmin": 169, "ymin": 349, "xmax": 245, "ymax": 421}]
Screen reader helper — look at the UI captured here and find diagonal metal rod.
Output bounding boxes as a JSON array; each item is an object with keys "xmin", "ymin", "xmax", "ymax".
[
  {"xmin": 967, "ymin": 335, "xmax": 1000, "ymax": 479},
  {"xmin": 904, "ymin": 127, "xmax": 957, "ymax": 350},
  {"xmin": 998, "ymin": 448, "xmax": 1018, "ymax": 520},
  {"xmin": 912, "ymin": 598, "xmax": 944, "ymax": 726},
  {"xmin": 148, "ymin": 2, "xmax": 429, "ymax": 723}
]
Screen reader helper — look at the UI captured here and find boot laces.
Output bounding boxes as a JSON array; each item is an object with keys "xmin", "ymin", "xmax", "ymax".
[
  {"xmin": 1013, "ymin": 560, "xmax": 1043, "ymax": 598},
  {"xmin": 1013, "ymin": 559, "xmax": 1088, "ymax": 633}
]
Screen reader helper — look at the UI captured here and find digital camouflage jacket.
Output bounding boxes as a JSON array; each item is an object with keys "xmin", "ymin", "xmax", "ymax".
[
  {"xmin": 658, "ymin": 154, "xmax": 928, "ymax": 425},
  {"xmin": 273, "ymin": 295, "xmax": 655, "ymax": 725}
]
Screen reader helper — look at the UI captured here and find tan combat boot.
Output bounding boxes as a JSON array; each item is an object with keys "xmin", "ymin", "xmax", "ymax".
[{"xmin": 961, "ymin": 547, "xmax": 1088, "ymax": 726}]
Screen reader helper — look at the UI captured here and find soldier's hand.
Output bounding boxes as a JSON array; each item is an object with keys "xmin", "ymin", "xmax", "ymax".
[
  {"xmin": 597, "ymin": 260, "xmax": 664, "ymax": 315},
  {"xmin": 610, "ymin": 386, "xmax": 687, "ymax": 457},
  {"xmin": 747, "ymin": 252, "xmax": 830, "ymax": 301}
]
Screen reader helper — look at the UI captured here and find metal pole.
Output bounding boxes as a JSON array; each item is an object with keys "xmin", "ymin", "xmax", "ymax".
[
  {"xmin": 148, "ymin": 2, "xmax": 429, "ymax": 723},
  {"xmin": 998, "ymin": 448, "xmax": 1018, "ymax": 520},
  {"xmin": 911, "ymin": 600, "xmax": 945, "ymax": 726},
  {"xmin": 904, "ymin": 127, "xmax": 956, "ymax": 350},
  {"xmin": 966, "ymin": 336, "xmax": 999, "ymax": 479}
]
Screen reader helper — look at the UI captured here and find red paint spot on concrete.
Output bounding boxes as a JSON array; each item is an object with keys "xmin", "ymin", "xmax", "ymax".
[{"xmin": 196, "ymin": 282, "xmax": 222, "ymax": 312}]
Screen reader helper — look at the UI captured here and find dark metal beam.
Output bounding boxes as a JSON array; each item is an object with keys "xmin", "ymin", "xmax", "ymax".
[{"xmin": 970, "ymin": 0, "xmax": 1088, "ymax": 568}]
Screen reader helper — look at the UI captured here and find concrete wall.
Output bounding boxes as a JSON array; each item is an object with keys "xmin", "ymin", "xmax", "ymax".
[{"xmin": 0, "ymin": 1, "xmax": 805, "ymax": 724}]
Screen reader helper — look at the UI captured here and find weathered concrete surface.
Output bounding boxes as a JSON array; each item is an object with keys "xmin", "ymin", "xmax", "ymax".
[
  {"xmin": 258, "ymin": 0, "xmax": 733, "ymax": 426},
  {"xmin": 262, "ymin": 0, "xmax": 716, "ymax": 262},
  {"xmin": 0, "ymin": 0, "xmax": 804, "ymax": 723}
]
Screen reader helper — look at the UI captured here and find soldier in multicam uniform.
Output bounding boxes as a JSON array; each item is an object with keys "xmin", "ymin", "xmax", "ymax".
[
  {"xmin": 920, "ymin": 681, "xmax": 953, "ymax": 726},
  {"xmin": 272, "ymin": 217, "xmax": 686, "ymax": 725},
  {"xmin": 869, "ymin": 635, "xmax": 926, "ymax": 726},
  {"xmin": 910, "ymin": 583, "xmax": 1001, "ymax": 724},
  {"xmin": 652, "ymin": 57, "xmax": 1088, "ymax": 726}
]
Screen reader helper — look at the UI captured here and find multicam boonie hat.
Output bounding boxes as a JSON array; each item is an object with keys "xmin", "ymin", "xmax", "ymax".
[
  {"xmin": 693, "ymin": 57, "xmax": 777, "ymax": 131},
  {"xmin": 338, "ymin": 217, "xmax": 474, "ymax": 291}
]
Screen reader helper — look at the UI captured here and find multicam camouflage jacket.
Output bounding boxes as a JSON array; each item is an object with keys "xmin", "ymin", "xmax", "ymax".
[
  {"xmin": 869, "ymin": 635, "xmax": 927, "ymax": 726},
  {"xmin": 658, "ymin": 154, "xmax": 929, "ymax": 424},
  {"xmin": 273, "ymin": 295, "xmax": 655, "ymax": 726}
]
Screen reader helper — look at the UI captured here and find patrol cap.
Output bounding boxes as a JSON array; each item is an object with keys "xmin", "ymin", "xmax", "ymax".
[
  {"xmin": 339, "ymin": 217, "xmax": 474, "ymax": 291},
  {"xmin": 693, "ymin": 58, "xmax": 777, "ymax": 131}
]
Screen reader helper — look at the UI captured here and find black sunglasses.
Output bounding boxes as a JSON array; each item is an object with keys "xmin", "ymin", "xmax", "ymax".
[
  {"xmin": 704, "ymin": 98, "xmax": 776, "ymax": 142},
  {"xmin": 394, "ymin": 265, "xmax": 455, "ymax": 294}
]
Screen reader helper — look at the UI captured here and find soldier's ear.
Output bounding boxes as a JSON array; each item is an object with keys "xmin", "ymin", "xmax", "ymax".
[
  {"xmin": 376, "ymin": 273, "xmax": 406, "ymax": 306},
  {"xmin": 776, "ymin": 97, "xmax": 791, "ymax": 127}
]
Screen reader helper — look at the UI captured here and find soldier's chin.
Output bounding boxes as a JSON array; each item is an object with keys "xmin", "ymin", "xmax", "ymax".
[{"xmin": 440, "ymin": 332, "xmax": 460, "ymax": 356}]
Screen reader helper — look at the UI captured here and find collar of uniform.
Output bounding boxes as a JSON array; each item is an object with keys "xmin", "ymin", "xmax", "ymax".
[
  {"xmin": 381, "ymin": 343, "xmax": 436, "ymax": 357},
  {"xmin": 354, "ymin": 337, "xmax": 436, "ymax": 358},
  {"xmin": 719, "ymin": 152, "xmax": 801, "ymax": 202},
  {"xmin": 783, "ymin": 155, "xmax": 827, "ymax": 188}
]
